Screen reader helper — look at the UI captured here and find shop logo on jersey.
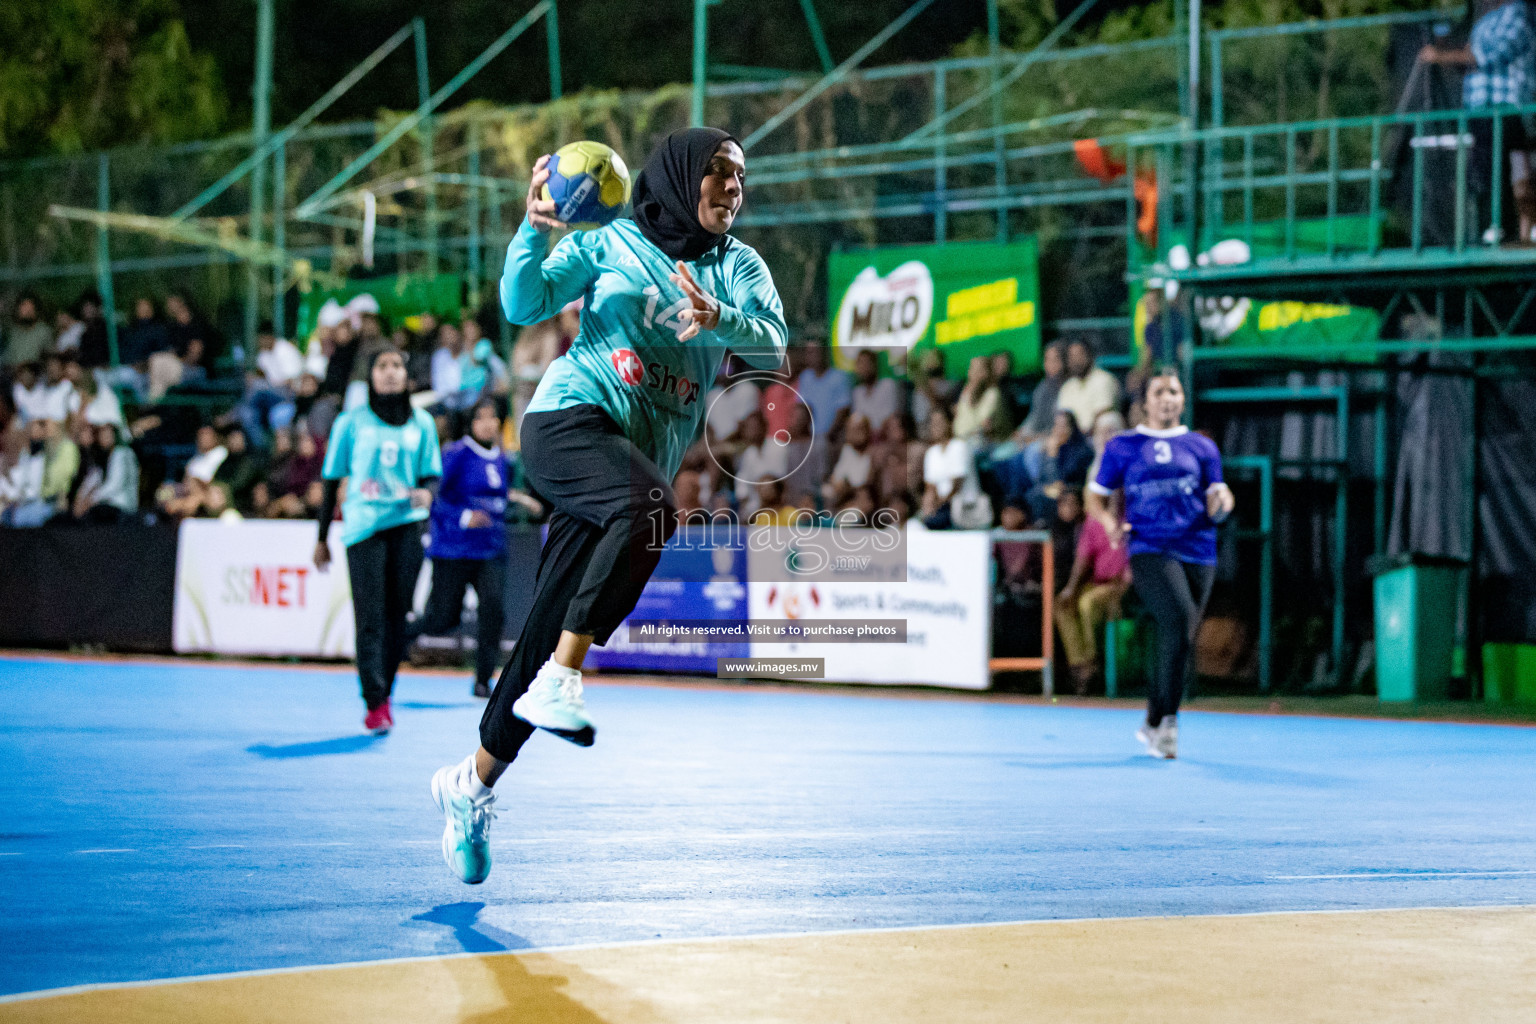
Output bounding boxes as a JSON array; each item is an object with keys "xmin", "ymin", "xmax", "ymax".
[
  {"xmin": 611, "ymin": 348, "xmax": 645, "ymax": 385},
  {"xmin": 610, "ymin": 347, "xmax": 701, "ymax": 406}
]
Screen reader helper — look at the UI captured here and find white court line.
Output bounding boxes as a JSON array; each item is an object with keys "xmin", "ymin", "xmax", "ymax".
[
  {"xmin": 186, "ymin": 845, "xmax": 247, "ymax": 850},
  {"xmin": 4, "ymin": 903, "xmax": 1533, "ymax": 1006},
  {"xmin": 1273, "ymin": 870, "xmax": 1536, "ymax": 880},
  {"xmin": 0, "ymin": 852, "xmax": 22, "ymax": 857},
  {"xmin": 73, "ymin": 849, "xmax": 136, "ymax": 855}
]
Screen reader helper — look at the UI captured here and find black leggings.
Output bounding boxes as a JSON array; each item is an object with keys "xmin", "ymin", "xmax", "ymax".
[
  {"xmin": 479, "ymin": 405, "xmax": 677, "ymax": 762},
  {"xmin": 1129, "ymin": 553, "xmax": 1216, "ymax": 728},
  {"xmin": 345, "ymin": 520, "xmax": 426, "ymax": 710},
  {"xmin": 408, "ymin": 554, "xmax": 509, "ymax": 689}
]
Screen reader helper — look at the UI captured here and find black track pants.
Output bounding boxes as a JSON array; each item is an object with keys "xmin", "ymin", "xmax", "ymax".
[
  {"xmin": 1129, "ymin": 553, "xmax": 1216, "ymax": 728},
  {"xmin": 479, "ymin": 405, "xmax": 677, "ymax": 762},
  {"xmin": 346, "ymin": 520, "xmax": 425, "ymax": 710},
  {"xmin": 409, "ymin": 553, "xmax": 509, "ymax": 689}
]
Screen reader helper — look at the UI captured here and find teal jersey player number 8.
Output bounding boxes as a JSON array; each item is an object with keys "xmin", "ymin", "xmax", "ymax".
[
  {"xmin": 321, "ymin": 405, "xmax": 443, "ymax": 547},
  {"xmin": 503, "ymin": 216, "xmax": 788, "ymax": 480}
]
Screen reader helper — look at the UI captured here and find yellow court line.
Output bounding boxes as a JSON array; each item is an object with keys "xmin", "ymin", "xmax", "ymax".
[{"xmin": 4, "ymin": 905, "xmax": 1535, "ymax": 1024}]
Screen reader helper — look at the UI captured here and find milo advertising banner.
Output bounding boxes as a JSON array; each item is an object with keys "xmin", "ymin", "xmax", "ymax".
[{"xmin": 829, "ymin": 239, "xmax": 1042, "ymax": 376}]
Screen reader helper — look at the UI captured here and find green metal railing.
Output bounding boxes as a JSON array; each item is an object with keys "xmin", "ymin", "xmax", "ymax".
[{"xmin": 1126, "ymin": 102, "xmax": 1536, "ymax": 283}]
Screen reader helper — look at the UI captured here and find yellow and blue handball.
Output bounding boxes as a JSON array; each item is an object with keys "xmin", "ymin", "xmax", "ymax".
[{"xmin": 541, "ymin": 141, "xmax": 632, "ymax": 230}]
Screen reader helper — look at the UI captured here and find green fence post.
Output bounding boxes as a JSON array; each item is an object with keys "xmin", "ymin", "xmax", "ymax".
[
  {"xmin": 272, "ymin": 140, "xmax": 285, "ymax": 338},
  {"xmin": 247, "ymin": 0, "xmax": 274, "ymax": 359},
  {"xmin": 468, "ymin": 118, "xmax": 483, "ymax": 308},
  {"xmin": 988, "ymin": 0, "xmax": 1008, "ymax": 243},
  {"xmin": 692, "ymin": 0, "xmax": 708, "ymax": 127},
  {"xmin": 934, "ymin": 67, "xmax": 947, "ymax": 243},
  {"xmin": 415, "ymin": 18, "xmax": 439, "ymax": 276},
  {"xmin": 95, "ymin": 154, "xmax": 119, "ymax": 368},
  {"xmin": 546, "ymin": 0, "xmax": 562, "ymax": 99},
  {"xmin": 1455, "ymin": 111, "xmax": 1468, "ymax": 251}
]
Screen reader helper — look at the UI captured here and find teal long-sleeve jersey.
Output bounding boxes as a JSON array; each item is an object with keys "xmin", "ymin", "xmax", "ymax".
[{"xmin": 501, "ymin": 217, "xmax": 787, "ymax": 480}]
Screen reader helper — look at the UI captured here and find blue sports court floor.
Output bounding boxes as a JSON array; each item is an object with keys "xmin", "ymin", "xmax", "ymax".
[{"xmin": 2, "ymin": 654, "xmax": 1534, "ymax": 1021}]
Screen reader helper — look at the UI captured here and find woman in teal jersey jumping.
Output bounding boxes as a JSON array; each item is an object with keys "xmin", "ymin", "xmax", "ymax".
[
  {"xmin": 430, "ymin": 128, "xmax": 787, "ymax": 884},
  {"xmin": 314, "ymin": 347, "xmax": 442, "ymax": 735}
]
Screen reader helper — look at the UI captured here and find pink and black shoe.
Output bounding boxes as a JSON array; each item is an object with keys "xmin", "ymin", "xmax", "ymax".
[{"xmin": 364, "ymin": 704, "xmax": 391, "ymax": 735}]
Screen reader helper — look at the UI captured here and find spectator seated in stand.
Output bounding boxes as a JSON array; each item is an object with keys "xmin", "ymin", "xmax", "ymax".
[
  {"xmin": 796, "ymin": 340, "xmax": 852, "ymax": 443},
  {"xmin": 920, "ymin": 407, "xmax": 991, "ymax": 530},
  {"xmin": 990, "ymin": 350, "xmax": 1034, "ymax": 429},
  {"xmin": 261, "ymin": 427, "xmax": 327, "ymax": 519},
  {"xmin": 455, "ymin": 332, "xmax": 510, "ymax": 416},
  {"xmin": 996, "ymin": 341, "xmax": 1065, "ymax": 466},
  {"xmin": 1056, "ymin": 338, "xmax": 1121, "ymax": 435},
  {"xmin": 156, "ymin": 424, "xmax": 228, "ymax": 519},
  {"xmin": 210, "ymin": 427, "xmax": 267, "ymax": 516},
  {"xmin": 3, "ymin": 293, "xmax": 53, "ymax": 370},
  {"xmin": 1021, "ymin": 410, "xmax": 1094, "ymax": 525},
  {"xmin": 850, "ymin": 349, "xmax": 903, "ymax": 434},
  {"xmin": 32, "ymin": 354, "xmax": 81, "ymax": 426},
  {"xmin": 9, "ymin": 362, "xmax": 46, "ymax": 425},
  {"xmin": 228, "ymin": 321, "xmax": 303, "ymax": 447},
  {"xmin": 52, "ymin": 306, "xmax": 83, "ymax": 358},
  {"xmin": 705, "ymin": 358, "xmax": 761, "ymax": 460},
  {"xmin": 112, "ymin": 296, "xmax": 172, "ymax": 398},
  {"xmin": 952, "ymin": 354, "xmax": 1012, "ymax": 449},
  {"xmin": 867, "ymin": 413, "xmax": 913, "ymax": 511},
  {"xmin": 760, "ymin": 347, "xmax": 801, "ymax": 442},
  {"xmin": 910, "ymin": 347, "xmax": 958, "ymax": 437},
  {"xmin": 68, "ymin": 422, "xmax": 140, "ymax": 523},
  {"xmin": 733, "ymin": 411, "xmax": 786, "ymax": 519},
  {"xmin": 823, "ymin": 412, "xmax": 875, "ymax": 511},
  {"xmin": 0, "ymin": 419, "xmax": 49, "ymax": 526},
  {"xmin": 72, "ymin": 360, "xmax": 124, "ymax": 429},
  {"xmin": 430, "ymin": 321, "xmax": 467, "ymax": 408},
  {"xmin": 1054, "ymin": 486, "xmax": 1131, "ymax": 694},
  {"xmin": 781, "ymin": 401, "xmax": 827, "ymax": 507}
]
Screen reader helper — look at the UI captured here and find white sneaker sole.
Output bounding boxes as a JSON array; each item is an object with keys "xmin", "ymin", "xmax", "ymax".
[
  {"xmin": 511, "ymin": 693, "xmax": 596, "ymax": 747},
  {"xmin": 1137, "ymin": 726, "xmax": 1170, "ymax": 759}
]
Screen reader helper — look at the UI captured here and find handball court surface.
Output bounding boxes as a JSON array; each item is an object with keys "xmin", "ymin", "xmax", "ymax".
[{"xmin": 1, "ymin": 654, "xmax": 1534, "ymax": 1022}]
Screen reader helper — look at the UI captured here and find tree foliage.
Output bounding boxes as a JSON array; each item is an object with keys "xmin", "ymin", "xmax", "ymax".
[{"xmin": 0, "ymin": 0, "xmax": 225, "ymax": 157}]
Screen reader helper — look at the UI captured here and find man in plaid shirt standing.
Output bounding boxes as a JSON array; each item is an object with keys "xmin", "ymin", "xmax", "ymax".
[{"xmin": 1423, "ymin": 0, "xmax": 1536, "ymax": 243}]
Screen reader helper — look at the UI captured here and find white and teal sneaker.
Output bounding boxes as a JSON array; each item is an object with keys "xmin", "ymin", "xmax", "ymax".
[
  {"xmin": 512, "ymin": 658, "xmax": 595, "ymax": 747},
  {"xmin": 430, "ymin": 761, "xmax": 496, "ymax": 884}
]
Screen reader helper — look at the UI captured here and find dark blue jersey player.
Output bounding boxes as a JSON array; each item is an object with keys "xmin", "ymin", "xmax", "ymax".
[{"xmin": 1087, "ymin": 368, "xmax": 1234, "ymax": 759}]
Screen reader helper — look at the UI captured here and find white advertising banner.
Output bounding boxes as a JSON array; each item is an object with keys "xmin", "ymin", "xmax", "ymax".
[
  {"xmin": 173, "ymin": 519, "xmax": 356, "ymax": 657},
  {"xmin": 747, "ymin": 528, "xmax": 992, "ymax": 689}
]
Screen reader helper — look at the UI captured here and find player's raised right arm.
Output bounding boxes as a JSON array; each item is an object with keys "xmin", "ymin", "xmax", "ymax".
[{"xmin": 499, "ymin": 156, "xmax": 598, "ymax": 326}]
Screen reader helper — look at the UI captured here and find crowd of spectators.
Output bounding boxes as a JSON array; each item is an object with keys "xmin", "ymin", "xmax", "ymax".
[
  {"xmin": 0, "ymin": 288, "xmax": 527, "ymax": 528},
  {"xmin": 690, "ymin": 336, "xmax": 1135, "ymax": 536}
]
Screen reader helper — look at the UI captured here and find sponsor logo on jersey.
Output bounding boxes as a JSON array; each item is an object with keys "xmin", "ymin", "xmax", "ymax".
[{"xmin": 610, "ymin": 347, "xmax": 701, "ymax": 406}]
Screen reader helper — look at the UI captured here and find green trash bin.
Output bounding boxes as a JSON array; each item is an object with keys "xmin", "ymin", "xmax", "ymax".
[{"xmin": 1371, "ymin": 554, "xmax": 1467, "ymax": 702}]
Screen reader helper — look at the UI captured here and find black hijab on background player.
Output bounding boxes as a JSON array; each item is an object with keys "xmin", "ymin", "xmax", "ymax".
[
  {"xmin": 631, "ymin": 127, "xmax": 737, "ymax": 261},
  {"xmin": 367, "ymin": 346, "xmax": 412, "ymax": 427}
]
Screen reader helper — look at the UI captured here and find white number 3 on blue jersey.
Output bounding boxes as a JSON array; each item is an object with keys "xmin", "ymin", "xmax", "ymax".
[{"xmin": 1153, "ymin": 440, "xmax": 1172, "ymax": 464}]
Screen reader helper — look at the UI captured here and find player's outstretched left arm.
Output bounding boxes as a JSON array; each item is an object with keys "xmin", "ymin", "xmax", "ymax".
[{"xmin": 669, "ymin": 253, "xmax": 787, "ymax": 371}]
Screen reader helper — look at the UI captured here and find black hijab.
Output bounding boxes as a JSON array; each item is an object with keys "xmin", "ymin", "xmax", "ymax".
[
  {"xmin": 367, "ymin": 346, "xmax": 412, "ymax": 427},
  {"xmin": 631, "ymin": 127, "xmax": 737, "ymax": 261}
]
